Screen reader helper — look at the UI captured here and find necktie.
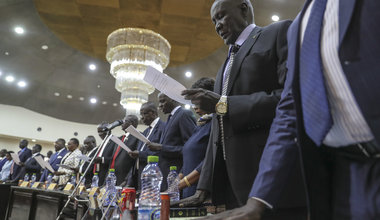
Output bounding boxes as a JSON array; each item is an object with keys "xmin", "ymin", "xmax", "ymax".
[
  {"xmin": 139, "ymin": 126, "xmax": 152, "ymax": 152},
  {"xmin": 299, "ymin": 0, "xmax": 331, "ymax": 146},
  {"xmin": 167, "ymin": 114, "xmax": 172, "ymax": 123},
  {"xmin": 110, "ymin": 135, "xmax": 126, "ymax": 169},
  {"xmin": 219, "ymin": 45, "xmax": 240, "ymax": 160}
]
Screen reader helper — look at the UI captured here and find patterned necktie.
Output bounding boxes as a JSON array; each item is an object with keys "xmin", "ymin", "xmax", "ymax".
[
  {"xmin": 300, "ymin": 0, "xmax": 331, "ymax": 146},
  {"xmin": 219, "ymin": 45, "xmax": 240, "ymax": 160}
]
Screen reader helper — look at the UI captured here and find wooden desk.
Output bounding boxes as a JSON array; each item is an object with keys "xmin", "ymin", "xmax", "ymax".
[{"xmin": 6, "ymin": 186, "xmax": 87, "ymax": 220}]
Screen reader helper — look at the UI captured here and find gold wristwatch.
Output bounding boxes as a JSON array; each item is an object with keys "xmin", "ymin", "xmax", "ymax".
[{"xmin": 215, "ymin": 95, "xmax": 228, "ymax": 116}]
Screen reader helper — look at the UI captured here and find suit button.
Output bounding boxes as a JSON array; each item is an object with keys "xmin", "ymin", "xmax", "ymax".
[
  {"xmin": 344, "ymin": 61, "xmax": 350, "ymax": 65},
  {"xmin": 294, "ymin": 137, "xmax": 297, "ymax": 143}
]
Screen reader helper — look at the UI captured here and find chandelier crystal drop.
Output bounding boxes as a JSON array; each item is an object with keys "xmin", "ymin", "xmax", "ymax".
[{"xmin": 106, "ymin": 28, "xmax": 171, "ymax": 117}]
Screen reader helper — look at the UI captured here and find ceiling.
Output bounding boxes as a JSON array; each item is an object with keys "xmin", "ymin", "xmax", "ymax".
[{"xmin": 0, "ymin": 0, "xmax": 303, "ymax": 124}]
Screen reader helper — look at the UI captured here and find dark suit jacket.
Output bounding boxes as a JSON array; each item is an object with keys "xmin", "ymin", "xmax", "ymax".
[
  {"xmin": 159, "ymin": 107, "xmax": 196, "ymax": 191},
  {"xmin": 250, "ymin": 0, "xmax": 380, "ymax": 218},
  {"xmin": 96, "ymin": 141, "xmax": 116, "ymax": 186},
  {"xmin": 128, "ymin": 119, "xmax": 165, "ymax": 189},
  {"xmin": 24, "ymin": 153, "xmax": 43, "ymax": 180},
  {"xmin": 197, "ymin": 20, "xmax": 298, "ymax": 207},
  {"xmin": 112, "ymin": 135, "xmax": 138, "ymax": 185},
  {"xmin": 40, "ymin": 148, "xmax": 68, "ymax": 182},
  {"xmin": 10, "ymin": 148, "xmax": 32, "ymax": 182}
]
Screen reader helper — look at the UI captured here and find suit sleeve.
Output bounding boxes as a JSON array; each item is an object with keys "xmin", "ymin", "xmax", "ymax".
[
  {"xmin": 228, "ymin": 20, "xmax": 291, "ymax": 133},
  {"xmin": 249, "ymin": 69, "xmax": 300, "ymax": 206},
  {"xmin": 161, "ymin": 111, "xmax": 196, "ymax": 158}
]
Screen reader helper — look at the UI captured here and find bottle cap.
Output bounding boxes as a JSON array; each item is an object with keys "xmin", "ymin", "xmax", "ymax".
[
  {"xmin": 170, "ymin": 166, "xmax": 177, "ymax": 171},
  {"xmin": 48, "ymin": 173, "xmax": 52, "ymax": 176},
  {"xmin": 109, "ymin": 168, "xmax": 115, "ymax": 172},
  {"xmin": 147, "ymin": 156, "xmax": 159, "ymax": 163},
  {"xmin": 94, "ymin": 172, "xmax": 98, "ymax": 175},
  {"xmin": 72, "ymin": 173, "xmax": 76, "ymax": 176}
]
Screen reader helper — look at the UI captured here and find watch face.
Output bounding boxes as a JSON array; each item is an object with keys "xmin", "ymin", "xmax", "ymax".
[{"xmin": 216, "ymin": 102, "xmax": 227, "ymax": 114}]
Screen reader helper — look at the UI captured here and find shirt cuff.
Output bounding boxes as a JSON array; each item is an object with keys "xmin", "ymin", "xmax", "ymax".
[
  {"xmin": 250, "ymin": 197, "xmax": 273, "ymax": 209},
  {"xmin": 102, "ymin": 157, "xmax": 104, "ymax": 164}
]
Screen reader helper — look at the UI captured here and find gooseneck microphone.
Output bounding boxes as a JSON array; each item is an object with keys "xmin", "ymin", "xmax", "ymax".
[{"xmin": 103, "ymin": 119, "xmax": 124, "ymax": 131}]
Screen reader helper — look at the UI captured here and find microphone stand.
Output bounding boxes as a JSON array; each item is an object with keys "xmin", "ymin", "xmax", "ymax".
[{"xmin": 56, "ymin": 131, "xmax": 113, "ymax": 220}]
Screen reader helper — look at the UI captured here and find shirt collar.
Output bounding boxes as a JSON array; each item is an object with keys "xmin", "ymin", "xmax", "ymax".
[
  {"xmin": 32, "ymin": 152, "xmax": 39, "ymax": 157},
  {"xmin": 233, "ymin": 24, "xmax": 256, "ymax": 47},
  {"xmin": 57, "ymin": 148, "xmax": 65, "ymax": 154},
  {"xmin": 150, "ymin": 117, "xmax": 160, "ymax": 129},
  {"xmin": 170, "ymin": 106, "xmax": 181, "ymax": 116}
]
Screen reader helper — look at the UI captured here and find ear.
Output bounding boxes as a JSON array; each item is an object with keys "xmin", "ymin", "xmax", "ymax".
[{"xmin": 240, "ymin": 2, "xmax": 249, "ymax": 19}]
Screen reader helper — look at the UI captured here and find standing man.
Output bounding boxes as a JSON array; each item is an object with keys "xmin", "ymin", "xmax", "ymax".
[
  {"xmin": 127, "ymin": 102, "xmax": 166, "ymax": 189},
  {"xmin": 111, "ymin": 115, "xmax": 139, "ymax": 185},
  {"xmin": 10, "ymin": 139, "xmax": 32, "ymax": 182},
  {"xmin": 23, "ymin": 144, "xmax": 44, "ymax": 180},
  {"xmin": 207, "ymin": 0, "xmax": 380, "ymax": 219},
  {"xmin": 40, "ymin": 138, "xmax": 67, "ymax": 182},
  {"xmin": 147, "ymin": 93, "xmax": 196, "ymax": 191},
  {"xmin": 181, "ymin": 0, "xmax": 305, "ymax": 214},
  {"xmin": 79, "ymin": 135, "xmax": 98, "ymax": 187},
  {"xmin": 93, "ymin": 122, "xmax": 116, "ymax": 186}
]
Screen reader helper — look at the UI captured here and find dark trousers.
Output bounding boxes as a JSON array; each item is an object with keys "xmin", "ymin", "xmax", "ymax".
[{"xmin": 305, "ymin": 144, "xmax": 380, "ymax": 220}]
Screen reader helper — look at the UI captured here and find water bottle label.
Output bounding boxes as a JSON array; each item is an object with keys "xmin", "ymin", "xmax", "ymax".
[{"xmin": 138, "ymin": 207, "xmax": 160, "ymax": 220}]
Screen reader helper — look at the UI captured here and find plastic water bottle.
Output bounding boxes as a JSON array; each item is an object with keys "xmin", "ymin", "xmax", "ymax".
[
  {"xmin": 138, "ymin": 156, "xmax": 162, "ymax": 220},
  {"xmin": 91, "ymin": 173, "xmax": 99, "ymax": 188},
  {"xmin": 70, "ymin": 174, "xmax": 76, "ymax": 186},
  {"xmin": 30, "ymin": 173, "xmax": 37, "ymax": 185},
  {"xmin": 103, "ymin": 169, "xmax": 117, "ymax": 207},
  {"xmin": 167, "ymin": 166, "xmax": 180, "ymax": 202},
  {"xmin": 46, "ymin": 174, "xmax": 53, "ymax": 189},
  {"xmin": 24, "ymin": 173, "xmax": 30, "ymax": 182}
]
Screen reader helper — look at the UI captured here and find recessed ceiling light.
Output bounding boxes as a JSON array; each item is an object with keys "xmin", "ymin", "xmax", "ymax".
[
  {"xmin": 14, "ymin": 26, "xmax": 24, "ymax": 34},
  {"xmin": 185, "ymin": 71, "xmax": 192, "ymax": 78},
  {"xmin": 185, "ymin": 104, "xmax": 191, "ymax": 109},
  {"xmin": 67, "ymin": 94, "xmax": 73, "ymax": 99},
  {"xmin": 17, "ymin": 81, "xmax": 27, "ymax": 87},
  {"xmin": 5, "ymin": 75, "xmax": 15, "ymax": 82},
  {"xmin": 102, "ymin": 101, "xmax": 107, "ymax": 105},
  {"xmin": 271, "ymin": 15, "xmax": 280, "ymax": 22},
  {"xmin": 89, "ymin": 64, "xmax": 96, "ymax": 71},
  {"xmin": 113, "ymin": 103, "xmax": 118, "ymax": 107},
  {"xmin": 5, "ymin": 52, "xmax": 9, "ymax": 56},
  {"xmin": 79, "ymin": 97, "xmax": 84, "ymax": 101},
  {"xmin": 41, "ymin": 45, "xmax": 48, "ymax": 50},
  {"xmin": 31, "ymin": 139, "xmax": 36, "ymax": 142},
  {"xmin": 54, "ymin": 92, "xmax": 60, "ymax": 96},
  {"xmin": 90, "ymin": 98, "xmax": 97, "ymax": 104},
  {"xmin": 97, "ymin": 85, "xmax": 101, "ymax": 88}
]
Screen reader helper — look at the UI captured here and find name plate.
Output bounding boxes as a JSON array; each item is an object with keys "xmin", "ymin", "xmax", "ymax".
[
  {"xmin": 89, "ymin": 187, "xmax": 99, "ymax": 196},
  {"xmin": 47, "ymin": 183, "xmax": 58, "ymax": 190},
  {"xmin": 89, "ymin": 196, "xmax": 99, "ymax": 209},
  {"xmin": 31, "ymin": 182, "xmax": 42, "ymax": 189},
  {"xmin": 63, "ymin": 183, "xmax": 74, "ymax": 192},
  {"xmin": 78, "ymin": 185, "xmax": 86, "ymax": 194},
  {"xmin": 20, "ymin": 181, "xmax": 30, "ymax": 187}
]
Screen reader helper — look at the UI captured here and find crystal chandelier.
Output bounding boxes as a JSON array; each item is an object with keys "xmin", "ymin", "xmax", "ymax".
[{"xmin": 106, "ymin": 28, "xmax": 171, "ymax": 117}]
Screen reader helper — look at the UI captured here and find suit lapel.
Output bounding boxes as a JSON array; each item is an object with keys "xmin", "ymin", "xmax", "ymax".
[
  {"xmin": 161, "ymin": 108, "xmax": 181, "ymax": 142},
  {"xmin": 338, "ymin": 0, "xmax": 356, "ymax": 45},
  {"xmin": 226, "ymin": 27, "xmax": 262, "ymax": 95}
]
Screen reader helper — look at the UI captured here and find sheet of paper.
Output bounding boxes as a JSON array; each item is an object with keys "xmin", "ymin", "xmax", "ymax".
[
  {"xmin": 34, "ymin": 156, "xmax": 46, "ymax": 169},
  {"xmin": 35, "ymin": 155, "xmax": 55, "ymax": 173},
  {"xmin": 144, "ymin": 66, "xmax": 192, "ymax": 105},
  {"xmin": 126, "ymin": 125, "xmax": 150, "ymax": 144},
  {"xmin": 10, "ymin": 153, "xmax": 20, "ymax": 165},
  {"xmin": 77, "ymin": 154, "xmax": 90, "ymax": 162},
  {"xmin": 110, "ymin": 135, "xmax": 132, "ymax": 153}
]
